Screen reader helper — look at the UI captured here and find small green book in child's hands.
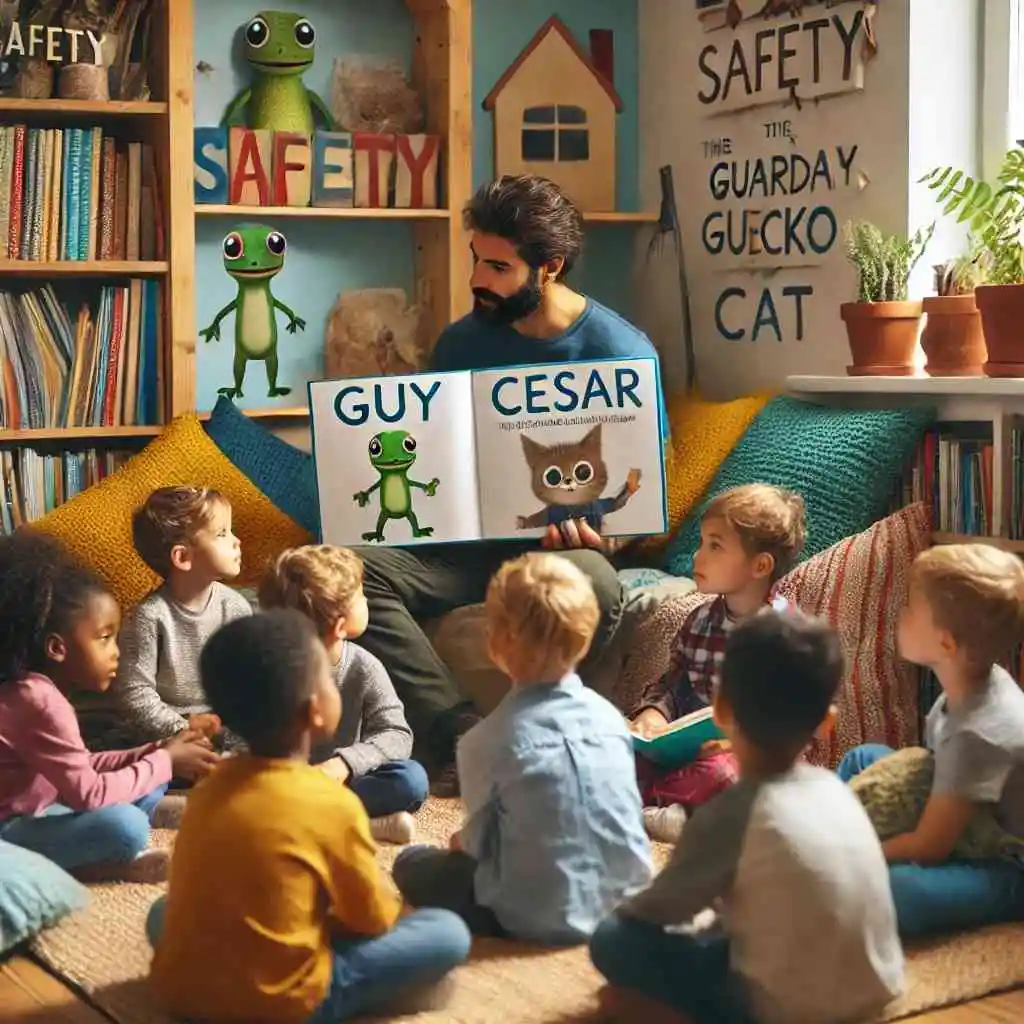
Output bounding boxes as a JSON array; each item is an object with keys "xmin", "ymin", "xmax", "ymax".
[{"xmin": 631, "ymin": 707, "xmax": 726, "ymax": 769}]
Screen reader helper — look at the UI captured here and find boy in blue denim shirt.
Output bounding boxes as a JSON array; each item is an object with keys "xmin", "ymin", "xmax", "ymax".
[{"xmin": 392, "ymin": 552, "xmax": 653, "ymax": 945}]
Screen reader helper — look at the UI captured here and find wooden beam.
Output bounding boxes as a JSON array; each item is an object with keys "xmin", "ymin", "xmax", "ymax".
[{"xmin": 166, "ymin": 0, "xmax": 197, "ymax": 417}]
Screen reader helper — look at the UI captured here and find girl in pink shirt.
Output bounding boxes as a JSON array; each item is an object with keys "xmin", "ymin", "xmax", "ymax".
[{"xmin": 0, "ymin": 532, "xmax": 216, "ymax": 883}]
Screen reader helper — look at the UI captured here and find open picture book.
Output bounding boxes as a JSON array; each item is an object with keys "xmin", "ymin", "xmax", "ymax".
[
  {"xmin": 307, "ymin": 356, "xmax": 668, "ymax": 547},
  {"xmin": 631, "ymin": 707, "xmax": 726, "ymax": 769}
]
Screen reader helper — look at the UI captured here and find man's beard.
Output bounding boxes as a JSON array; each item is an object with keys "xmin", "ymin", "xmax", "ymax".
[{"xmin": 472, "ymin": 268, "xmax": 543, "ymax": 325}]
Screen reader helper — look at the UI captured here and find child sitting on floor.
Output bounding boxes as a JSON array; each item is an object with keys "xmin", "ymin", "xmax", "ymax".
[
  {"xmin": 0, "ymin": 532, "xmax": 217, "ymax": 883},
  {"xmin": 392, "ymin": 552, "xmax": 652, "ymax": 946},
  {"xmin": 112, "ymin": 485, "xmax": 252, "ymax": 750},
  {"xmin": 147, "ymin": 609, "xmax": 470, "ymax": 1024},
  {"xmin": 838, "ymin": 543, "xmax": 1024, "ymax": 939},
  {"xmin": 630, "ymin": 483, "xmax": 805, "ymax": 843},
  {"xmin": 257, "ymin": 544, "xmax": 428, "ymax": 846},
  {"xmin": 591, "ymin": 611, "xmax": 904, "ymax": 1024}
]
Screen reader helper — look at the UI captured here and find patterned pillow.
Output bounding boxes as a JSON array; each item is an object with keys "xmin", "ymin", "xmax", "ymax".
[
  {"xmin": 32, "ymin": 414, "xmax": 311, "ymax": 609},
  {"xmin": 633, "ymin": 390, "xmax": 772, "ymax": 554},
  {"xmin": 660, "ymin": 396, "xmax": 936, "ymax": 577},
  {"xmin": 775, "ymin": 502, "xmax": 932, "ymax": 767},
  {"xmin": 204, "ymin": 396, "xmax": 320, "ymax": 536}
]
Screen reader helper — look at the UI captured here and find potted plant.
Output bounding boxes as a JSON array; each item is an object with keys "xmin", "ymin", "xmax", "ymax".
[
  {"xmin": 921, "ymin": 147, "xmax": 1024, "ymax": 375},
  {"xmin": 920, "ymin": 248, "xmax": 989, "ymax": 376},
  {"xmin": 841, "ymin": 220, "xmax": 933, "ymax": 376}
]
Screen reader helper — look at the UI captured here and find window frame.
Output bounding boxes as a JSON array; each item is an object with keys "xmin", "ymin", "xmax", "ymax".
[
  {"xmin": 982, "ymin": 0, "xmax": 1020, "ymax": 180},
  {"xmin": 520, "ymin": 104, "xmax": 591, "ymax": 164}
]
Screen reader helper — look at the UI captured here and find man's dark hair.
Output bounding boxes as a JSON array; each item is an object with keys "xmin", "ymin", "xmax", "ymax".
[
  {"xmin": 200, "ymin": 609, "xmax": 324, "ymax": 757},
  {"xmin": 463, "ymin": 174, "xmax": 584, "ymax": 279},
  {"xmin": 720, "ymin": 611, "xmax": 844, "ymax": 752}
]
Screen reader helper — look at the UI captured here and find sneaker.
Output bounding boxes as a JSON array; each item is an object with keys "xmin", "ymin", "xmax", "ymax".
[
  {"xmin": 643, "ymin": 804, "xmax": 687, "ymax": 844},
  {"xmin": 429, "ymin": 762, "xmax": 460, "ymax": 798},
  {"xmin": 151, "ymin": 794, "xmax": 188, "ymax": 829},
  {"xmin": 370, "ymin": 811, "xmax": 416, "ymax": 845}
]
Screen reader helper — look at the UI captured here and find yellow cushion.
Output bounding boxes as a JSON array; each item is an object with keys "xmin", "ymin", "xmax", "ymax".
[
  {"xmin": 637, "ymin": 390, "xmax": 773, "ymax": 554},
  {"xmin": 33, "ymin": 414, "xmax": 311, "ymax": 609}
]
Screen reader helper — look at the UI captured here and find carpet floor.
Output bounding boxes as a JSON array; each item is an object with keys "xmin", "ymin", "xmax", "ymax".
[{"xmin": 29, "ymin": 797, "xmax": 1024, "ymax": 1023}]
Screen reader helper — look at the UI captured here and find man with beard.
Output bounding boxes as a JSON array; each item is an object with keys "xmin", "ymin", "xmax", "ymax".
[{"xmin": 353, "ymin": 174, "xmax": 667, "ymax": 795}]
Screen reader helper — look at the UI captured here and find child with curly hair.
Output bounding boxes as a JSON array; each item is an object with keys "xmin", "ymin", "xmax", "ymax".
[{"xmin": 0, "ymin": 532, "xmax": 217, "ymax": 883}]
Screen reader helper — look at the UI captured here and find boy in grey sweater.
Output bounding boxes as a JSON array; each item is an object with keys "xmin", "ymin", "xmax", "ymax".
[
  {"xmin": 258, "ymin": 545, "xmax": 427, "ymax": 845},
  {"xmin": 591, "ymin": 611, "xmax": 904, "ymax": 1024},
  {"xmin": 112, "ymin": 486, "xmax": 252, "ymax": 757}
]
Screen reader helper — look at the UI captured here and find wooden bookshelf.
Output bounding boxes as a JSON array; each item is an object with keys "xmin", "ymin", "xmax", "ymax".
[
  {"xmin": 170, "ymin": 0, "xmax": 473, "ymax": 416},
  {"xmin": 0, "ymin": 0, "xmax": 180, "ymax": 463},
  {"xmin": 584, "ymin": 211, "xmax": 660, "ymax": 224},
  {"xmin": 787, "ymin": 376, "xmax": 1024, "ymax": 551}
]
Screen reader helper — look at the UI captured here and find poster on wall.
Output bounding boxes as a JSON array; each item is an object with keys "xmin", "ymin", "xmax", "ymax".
[{"xmin": 673, "ymin": 0, "xmax": 882, "ymax": 394}]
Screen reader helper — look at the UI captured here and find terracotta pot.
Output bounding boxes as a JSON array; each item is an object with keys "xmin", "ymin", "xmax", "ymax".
[
  {"xmin": 840, "ymin": 300, "xmax": 923, "ymax": 376},
  {"xmin": 975, "ymin": 283, "xmax": 1024, "ymax": 377},
  {"xmin": 920, "ymin": 294, "xmax": 987, "ymax": 376}
]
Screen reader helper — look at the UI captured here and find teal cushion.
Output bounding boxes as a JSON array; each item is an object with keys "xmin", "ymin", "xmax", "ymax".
[
  {"xmin": 0, "ymin": 840, "xmax": 89, "ymax": 953},
  {"xmin": 661, "ymin": 396, "xmax": 936, "ymax": 577},
  {"xmin": 203, "ymin": 397, "xmax": 319, "ymax": 536}
]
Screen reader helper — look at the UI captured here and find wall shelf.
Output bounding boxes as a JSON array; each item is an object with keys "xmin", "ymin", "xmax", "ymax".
[
  {"xmin": 584, "ymin": 211, "xmax": 660, "ymax": 224},
  {"xmin": 787, "ymin": 375, "xmax": 1024, "ymax": 397},
  {"xmin": 195, "ymin": 205, "xmax": 450, "ymax": 220},
  {"xmin": 0, "ymin": 260, "xmax": 169, "ymax": 277}
]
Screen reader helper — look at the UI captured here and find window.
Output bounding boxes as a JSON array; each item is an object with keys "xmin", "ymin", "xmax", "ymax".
[
  {"xmin": 521, "ymin": 105, "xmax": 590, "ymax": 163},
  {"xmin": 983, "ymin": 1, "xmax": 1024, "ymax": 178}
]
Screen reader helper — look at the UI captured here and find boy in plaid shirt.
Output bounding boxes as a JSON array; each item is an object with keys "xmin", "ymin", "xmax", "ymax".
[{"xmin": 631, "ymin": 484, "xmax": 806, "ymax": 842}]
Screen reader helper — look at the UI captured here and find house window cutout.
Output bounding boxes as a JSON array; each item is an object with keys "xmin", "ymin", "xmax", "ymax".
[{"xmin": 521, "ymin": 105, "xmax": 590, "ymax": 163}]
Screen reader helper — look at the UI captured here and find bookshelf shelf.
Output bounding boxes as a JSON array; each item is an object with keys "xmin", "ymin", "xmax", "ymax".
[
  {"xmin": 195, "ymin": 205, "xmax": 450, "ymax": 221},
  {"xmin": 0, "ymin": 261, "xmax": 169, "ymax": 277},
  {"xmin": 0, "ymin": 98, "xmax": 168, "ymax": 119},
  {"xmin": 0, "ymin": 425, "xmax": 162, "ymax": 443}
]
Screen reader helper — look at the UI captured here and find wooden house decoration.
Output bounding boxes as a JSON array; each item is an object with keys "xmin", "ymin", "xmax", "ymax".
[{"xmin": 482, "ymin": 17, "xmax": 622, "ymax": 212}]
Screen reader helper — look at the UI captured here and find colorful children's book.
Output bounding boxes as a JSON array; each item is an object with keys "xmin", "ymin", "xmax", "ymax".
[
  {"xmin": 631, "ymin": 707, "xmax": 726, "ymax": 769},
  {"xmin": 307, "ymin": 356, "xmax": 668, "ymax": 547}
]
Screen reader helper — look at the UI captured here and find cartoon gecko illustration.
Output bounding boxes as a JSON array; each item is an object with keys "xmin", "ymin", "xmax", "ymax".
[
  {"xmin": 354, "ymin": 430, "xmax": 440, "ymax": 542},
  {"xmin": 221, "ymin": 10, "xmax": 336, "ymax": 133},
  {"xmin": 199, "ymin": 224, "xmax": 306, "ymax": 400}
]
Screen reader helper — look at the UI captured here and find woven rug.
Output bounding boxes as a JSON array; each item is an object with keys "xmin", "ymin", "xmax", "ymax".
[{"xmin": 30, "ymin": 797, "xmax": 1024, "ymax": 1023}]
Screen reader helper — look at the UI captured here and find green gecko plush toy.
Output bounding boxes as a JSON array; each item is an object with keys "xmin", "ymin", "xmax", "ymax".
[
  {"xmin": 199, "ymin": 224, "xmax": 306, "ymax": 400},
  {"xmin": 221, "ymin": 10, "xmax": 336, "ymax": 132},
  {"xmin": 354, "ymin": 430, "xmax": 440, "ymax": 542}
]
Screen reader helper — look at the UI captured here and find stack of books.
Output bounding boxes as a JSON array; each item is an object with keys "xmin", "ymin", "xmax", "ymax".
[
  {"xmin": 0, "ymin": 126, "xmax": 163, "ymax": 262},
  {"xmin": 0, "ymin": 280, "xmax": 163, "ymax": 429},
  {"xmin": 0, "ymin": 447, "xmax": 132, "ymax": 532}
]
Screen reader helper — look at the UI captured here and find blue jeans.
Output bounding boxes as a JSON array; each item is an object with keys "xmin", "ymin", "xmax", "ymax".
[
  {"xmin": 838, "ymin": 743, "xmax": 1024, "ymax": 938},
  {"xmin": 0, "ymin": 784, "xmax": 167, "ymax": 871},
  {"xmin": 589, "ymin": 912, "xmax": 753, "ymax": 1023},
  {"xmin": 348, "ymin": 759, "xmax": 428, "ymax": 818},
  {"xmin": 146, "ymin": 895, "xmax": 471, "ymax": 1021}
]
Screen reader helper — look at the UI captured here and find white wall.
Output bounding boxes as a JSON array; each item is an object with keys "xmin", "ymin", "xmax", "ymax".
[{"xmin": 636, "ymin": 0, "xmax": 980, "ymax": 398}]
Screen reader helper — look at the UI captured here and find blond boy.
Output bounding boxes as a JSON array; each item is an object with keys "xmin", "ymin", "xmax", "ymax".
[
  {"xmin": 392, "ymin": 552, "xmax": 652, "ymax": 945},
  {"xmin": 113, "ymin": 486, "xmax": 251, "ymax": 747},
  {"xmin": 631, "ymin": 483, "xmax": 806, "ymax": 842},
  {"xmin": 257, "ymin": 545, "xmax": 427, "ymax": 845},
  {"xmin": 839, "ymin": 543, "xmax": 1024, "ymax": 938}
]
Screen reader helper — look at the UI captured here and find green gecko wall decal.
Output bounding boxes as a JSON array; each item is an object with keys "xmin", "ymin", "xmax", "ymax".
[{"xmin": 199, "ymin": 224, "xmax": 306, "ymax": 400}]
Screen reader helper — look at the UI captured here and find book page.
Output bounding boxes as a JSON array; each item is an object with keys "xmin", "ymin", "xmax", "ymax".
[
  {"xmin": 308, "ymin": 370, "xmax": 481, "ymax": 547},
  {"xmin": 471, "ymin": 358, "xmax": 668, "ymax": 541}
]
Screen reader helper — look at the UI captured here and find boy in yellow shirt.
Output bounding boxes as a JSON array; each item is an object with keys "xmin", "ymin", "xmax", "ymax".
[{"xmin": 146, "ymin": 609, "xmax": 470, "ymax": 1023}]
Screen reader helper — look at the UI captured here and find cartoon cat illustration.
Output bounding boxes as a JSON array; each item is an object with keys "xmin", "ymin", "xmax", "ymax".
[{"xmin": 515, "ymin": 424, "xmax": 641, "ymax": 532}]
